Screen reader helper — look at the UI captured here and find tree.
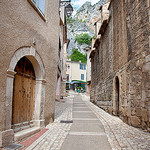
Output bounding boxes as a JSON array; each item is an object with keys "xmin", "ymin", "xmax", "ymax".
[
  {"xmin": 75, "ymin": 33, "xmax": 91, "ymax": 45},
  {"xmin": 70, "ymin": 49, "xmax": 87, "ymax": 63}
]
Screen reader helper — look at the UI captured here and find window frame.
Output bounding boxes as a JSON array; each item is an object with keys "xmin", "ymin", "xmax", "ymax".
[
  {"xmin": 28, "ymin": 0, "xmax": 46, "ymax": 22},
  {"xmin": 80, "ymin": 64, "xmax": 83, "ymax": 70},
  {"xmin": 81, "ymin": 74, "xmax": 84, "ymax": 80},
  {"xmin": 84, "ymin": 64, "xmax": 86, "ymax": 70},
  {"xmin": 67, "ymin": 74, "xmax": 69, "ymax": 81}
]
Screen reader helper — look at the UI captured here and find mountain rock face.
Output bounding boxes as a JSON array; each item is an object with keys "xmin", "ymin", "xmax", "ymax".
[{"xmin": 67, "ymin": 0, "xmax": 109, "ymax": 56}]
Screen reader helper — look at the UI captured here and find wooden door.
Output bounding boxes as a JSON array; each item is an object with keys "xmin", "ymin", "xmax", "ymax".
[
  {"xmin": 115, "ymin": 77, "xmax": 120, "ymax": 116},
  {"xmin": 12, "ymin": 57, "xmax": 35, "ymax": 129}
]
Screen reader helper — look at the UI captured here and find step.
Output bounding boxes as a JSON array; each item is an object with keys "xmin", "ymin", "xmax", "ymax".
[{"xmin": 14, "ymin": 127, "xmax": 41, "ymax": 142}]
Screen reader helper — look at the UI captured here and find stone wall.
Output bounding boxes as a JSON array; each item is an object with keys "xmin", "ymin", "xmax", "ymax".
[
  {"xmin": 125, "ymin": 0, "xmax": 150, "ymax": 130},
  {"xmin": 112, "ymin": 0, "xmax": 128, "ymax": 72},
  {"xmin": 90, "ymin": 0, "xmax": 150, "ymax": 131},
  {"xmin": 91, "ymin": 2, "xmax": 113, "ymax": 113}
]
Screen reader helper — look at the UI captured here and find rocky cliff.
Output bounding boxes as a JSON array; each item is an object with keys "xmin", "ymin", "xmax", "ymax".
[{"xmin": 67, "ymin": 0, "xmax": 109, "ymax": 56}]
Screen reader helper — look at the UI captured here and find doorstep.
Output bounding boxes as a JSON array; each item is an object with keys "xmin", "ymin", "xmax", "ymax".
[{"xmin": 14, "ymin": 127, "xmax": 41, "ymax": 142}]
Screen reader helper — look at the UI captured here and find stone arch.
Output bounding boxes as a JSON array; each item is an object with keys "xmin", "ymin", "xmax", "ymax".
[
  {"xmin": 5, "ymin": 46, "xmax": 46, "ymax": 133},
  {"xmin": 9, "ymin": 46, "xmax": 45, "ymax": 80},
  {"xmin": 113, "ymin": 75, "xmax": 120, "ymax": 116}
]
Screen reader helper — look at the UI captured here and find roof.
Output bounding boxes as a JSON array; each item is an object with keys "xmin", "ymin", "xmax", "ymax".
[
  {"xmin": 71, "ymin": 61, "xmax": 87, "ymax": 64},
  {"xmin": 66, "ymin": 60, "xmax": 87, "ymax": 65}
]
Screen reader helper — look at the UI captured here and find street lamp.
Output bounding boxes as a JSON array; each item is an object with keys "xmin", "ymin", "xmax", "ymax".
[
  {"xmin": 59, "ymin": 0, "xmax": 71, "ymax": 6},
  {"xmin": 65, "ymin": 4, "xmax": 73, "ymax": 18},
  {"xmin": 59, "ymin": 0, "xmax": 73, "ymax": 17}
]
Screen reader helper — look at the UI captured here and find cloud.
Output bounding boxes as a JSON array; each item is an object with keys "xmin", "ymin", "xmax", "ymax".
[{"xmin": 72, "ymin": 0, "xmax": 99, "ymax": 10}]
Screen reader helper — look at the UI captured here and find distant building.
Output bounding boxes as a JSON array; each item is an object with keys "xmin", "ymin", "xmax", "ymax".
[
  {"xmin": 85, "ymin": 45, "xmax": 93, "ymax": 95},
  {"xmin": 66, "ymin": 59, "xmax": 72, "ymax": 84},
  {"xmin": 66, "ymin": 59, "xmax": 87, "ymax": 92},
  {"xmin": 56, "ymin": 3, "xmax": 69, "ymax": 100}
]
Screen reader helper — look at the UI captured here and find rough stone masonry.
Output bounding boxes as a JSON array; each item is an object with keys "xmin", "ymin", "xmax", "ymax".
[{"xmin": 90, "ymin": 0, "xmax": 150, "ymax": 131}]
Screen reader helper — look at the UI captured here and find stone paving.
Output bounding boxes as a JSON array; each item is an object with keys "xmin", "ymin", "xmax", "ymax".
[
  {"xmin": 4, "ymin": 91, "xmax": 150, "ymax": 150},
  {"xmin": 25, "ymin": 91, "xmax": 150, "ymax": 150},
  {"xmin": 25, "ymin": 93, "xmax": 74, "ymax": 150},
  {"xmin": 82, "ymin": 94, "xmax": 150, "ymax": 150},
  {"xmin": 60, "ymin": 94, "xmax": 111, "ymax": 150}
]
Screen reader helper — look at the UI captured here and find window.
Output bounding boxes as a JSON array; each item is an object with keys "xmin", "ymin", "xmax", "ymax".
[
  {"xmin": 66, "ymin": 65, "xmax": 70, "ymax": 71},
  {"xmin": 80, "ymin": 64, "xmax": 86, "ymax": 70},
  {"xmin": 67, "ymin": 74, "xmax": 69, "ymax": 81},
  {"xmin": 32, "ymin": 0, "xmax": 45, "ymax": 14},
  {"xmin": 28, "ymin": 0, "xmax": 46, "ymax": 20},
  {"xmin": 80, "ymin": 64, "xmax": 83, "ymax": 70},
  {"xmin": 68, "ymin": 65, "xmax": 70, "ymax": 69},
  {"xmin": 81, "ymin": 74, "xmax": 84, "ymax": 80}
]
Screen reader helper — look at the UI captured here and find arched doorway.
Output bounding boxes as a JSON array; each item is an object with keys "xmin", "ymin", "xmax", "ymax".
[
  {"xmin": 115, "ymin": 76, "xmax": 120, "ymax": 116},
  {"xmin": 12, "ymin": 57, "xmax": 35, "ymax": 131},
  {"xmin": 2, "ymin": 47, "xmax": 46, "ymax": 146}
]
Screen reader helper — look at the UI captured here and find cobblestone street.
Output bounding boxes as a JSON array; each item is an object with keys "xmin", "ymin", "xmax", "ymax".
[{"xmin": 14, "ymin": 91, "xmax": 150, "ymax": 150}]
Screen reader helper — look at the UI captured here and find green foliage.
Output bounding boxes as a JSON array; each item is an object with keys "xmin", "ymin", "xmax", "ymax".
[
  {"xmin": 71, "ymin": 29, "xmax": 74, "ymax": 32},
  {"xmin": 75, "ymin": 33, "xmax": 91, "ymax": 45},
  {"xmin": 78, "ymin": 86, "xmax": 82, "ymax": 90},
  {"xmin": 80, "ymin": 19, "xmax": 83, "ymax": 22},
  {"xmin": 70, "ymin": 49, "xmax": 87, "ymax": 63},
  {"xmin": 66, "ymin": 17, "xmax": 76, "ymax": 24}
]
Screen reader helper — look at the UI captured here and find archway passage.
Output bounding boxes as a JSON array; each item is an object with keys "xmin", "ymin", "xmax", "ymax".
[
  {"xmin": 12, "ymin": 57, "xmax": 35, "ymax": 130},
  {"xmin": 115, "ymin": 77, "xmax": 120, "ymax": 116}
]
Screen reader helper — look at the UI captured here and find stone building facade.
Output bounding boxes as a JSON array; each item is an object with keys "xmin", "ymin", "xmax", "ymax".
[
  {"xmin": 90, "ymin": 0, "xmax": 150, "ymax": 131},
  {"xmin": 56, "ymin": 1, "xmax": 73, "ymax": 100},
  {"xmin": 56, "ymin": 5, "xmax": 68, "ymax": 100},
  {"xmin": 85, "ymin": 46, "xmax": 92, "ymax": 95},
  {"xmin": 0, "ymin": 0, "xmax": 60, "ymax": 147}
]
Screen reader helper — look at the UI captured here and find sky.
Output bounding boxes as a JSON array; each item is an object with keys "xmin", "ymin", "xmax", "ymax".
[{"xmin": 72, "ymin": 0, "xmax": 100, "ymax": 10}]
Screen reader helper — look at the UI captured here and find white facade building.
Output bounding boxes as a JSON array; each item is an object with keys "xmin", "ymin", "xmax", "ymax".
[{"xmin": 66, "ymin": 59, "xmax": 87, "ymax": 91}]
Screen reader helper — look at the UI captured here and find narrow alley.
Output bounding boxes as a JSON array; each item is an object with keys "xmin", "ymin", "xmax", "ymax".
[
  {"xmin": 13, "ymin": 91, "xmax": 150, "ymax": 150},
  {"xmin": 1, "ymin": 0, "xmax": 150, "ymax": 149}
]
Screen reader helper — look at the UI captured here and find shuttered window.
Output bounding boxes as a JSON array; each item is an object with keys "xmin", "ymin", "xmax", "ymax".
[
  {"xmin": 80, "ymin": 64, "xmax": 83, "ymax": 70},
  {"xmin": 81, "ymin": 74, "xmax": 84, "ymax": 80},
  {"xmin": 80, "ymin": 64, "xmax": 86, "ymax": 70}
]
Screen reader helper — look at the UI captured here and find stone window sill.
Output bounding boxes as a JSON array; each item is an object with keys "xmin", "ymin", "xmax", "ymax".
[{"xmin": 27, "ymin": 0, "xmax": 46, "ymax": 22}]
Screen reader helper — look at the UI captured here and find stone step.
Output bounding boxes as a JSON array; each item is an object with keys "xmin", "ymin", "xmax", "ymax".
[{"xmin": 14, "ymin": 127, "xmax": 41, "ymax": 142}]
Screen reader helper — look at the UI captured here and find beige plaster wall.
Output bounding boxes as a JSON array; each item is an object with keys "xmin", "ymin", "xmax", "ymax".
[
  {"xmin": 87, "ymin": 49, "xmax": 91, "ymax": 82},
  {"xmin": 0, "ymin": 0, "xmax": 59, "ymax": 132},
  {"xmin": 66, "ymin": 60, "xmax": 72, "ymax": 82},
  {"xmin": 71, "ymin": 62, "xmax": 87, "ymax": 82}
]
